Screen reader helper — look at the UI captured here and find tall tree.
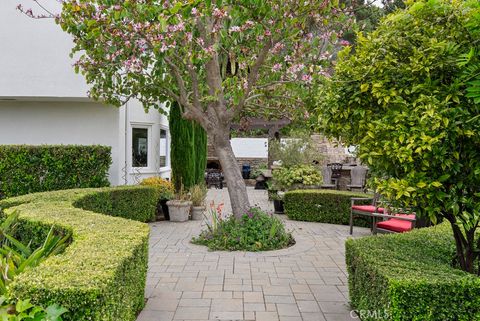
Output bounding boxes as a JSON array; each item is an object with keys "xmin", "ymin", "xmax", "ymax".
[
  {"xmin": 317, "ymin": 0, "xmax": 480, "ymax": 273},
  {"xmin": 21, "ymin": 0, "xmax": 353, "ymax": 217},
  {"xmin": 169, "ymin": 101, "xmax": 206, "ymax": 191}
]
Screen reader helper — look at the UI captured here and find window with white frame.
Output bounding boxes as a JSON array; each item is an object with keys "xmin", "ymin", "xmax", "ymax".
[
  {"xmin": 159, "ymin": 128, "xmax": 168, "ymax": 168},
  {"xmin": 132, "ymin": 127, "xmax": 149, "ymax": 168}
]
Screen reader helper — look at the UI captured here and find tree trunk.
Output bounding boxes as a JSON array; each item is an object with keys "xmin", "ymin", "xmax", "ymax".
[
  {"xmin": 212, "ymin": 130, "xmax": 251, "ymax": 218},
  {"xmin": 446, "ymin": 214, "xmax": 477, "ymax": 274}
]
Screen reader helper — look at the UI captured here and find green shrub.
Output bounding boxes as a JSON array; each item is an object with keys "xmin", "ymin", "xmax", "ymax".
[
  {"xmin": 346, "ymin": 223, "xmax": 480, "ymax": 320},
  {"xmin": 0, "ymin": 145, "xmax": 111, "ymax": 198},
  {"xmin": 0, "ymin": 186, "xmax": 154, "ymax": 321},
  {"xmin": 74, "ymin": 186, "xmax": 161, "ymax": 222},
  {"xmin": 272, "ymin": 165, "xmax": 322, "ymax": 190},
  {"xmin": 139, "ymin": 177, "xmax": 175, "ymax": 200},
  {"xmin": 0, "ymin": 211, "xmax": 72, "ymax": 295},
  {"xmin": 284, "ymin": 189, "xmax": 371, "ymax": 226},
  {"xmin": 192, "ymin": 207, "xmax": 294, "ymax": 251},
  {"xmin": 0, "ymin": 297, "xmax": 67, "ymax": 321}
]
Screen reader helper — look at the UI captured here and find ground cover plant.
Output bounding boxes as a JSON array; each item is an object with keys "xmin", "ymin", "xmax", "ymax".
[{"xmin": 192, "ymin": 205, "xmax": 294, "ymax": 251}]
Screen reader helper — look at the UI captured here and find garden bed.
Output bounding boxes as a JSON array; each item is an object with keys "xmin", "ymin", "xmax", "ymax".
[
  {"xmin": 0, "ymin": 186, "xmax": 161, "ymax": 321},
  {"xmin": 346, "ymin": 223, "xmax": 480, "ymax": 320}
]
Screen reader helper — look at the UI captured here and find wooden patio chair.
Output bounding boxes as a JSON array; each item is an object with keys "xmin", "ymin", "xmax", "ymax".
[
  {"xmin": 321, "ymin": 166, "xmax": 336, "ymax": 190},
  {"xmin": 372, "ymin": 212, "xmax": 416, "ymax": 234},
  {"xmin": 349, "ymin": 193, "xmax": 383, "ymax": 235},
  {"xmin": 347, "ymin": 166, "xmax": 368, "ymax": 192},
  {"xmin": 329, "ymin": 163, "xmax": 343, "ymax": 189},
  {"xmin": 350, "ymin": 194, "xmax": 417, "ymax": 235}
]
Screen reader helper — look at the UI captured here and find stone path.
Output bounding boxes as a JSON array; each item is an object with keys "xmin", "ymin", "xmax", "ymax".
[{"xmin": 137, "ymin": 188, "xmax": 369, "ymax": 321}]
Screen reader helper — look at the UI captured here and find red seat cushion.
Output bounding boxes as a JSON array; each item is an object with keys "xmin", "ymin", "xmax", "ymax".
[
  {"xmin": 351, "ymin": 205, "xmax": 384, "ymax": 213},
  {"xmin": 376, "ymin": 218, "xmax": 414, "ymax": 233},
  {"xmin": 394, "ymin": 213, "xmax": 416, "ymax": 220}
]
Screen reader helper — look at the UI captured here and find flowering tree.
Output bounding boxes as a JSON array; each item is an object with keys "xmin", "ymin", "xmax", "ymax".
[{"xmin": 19, "ymin": 0, "xmax": 353, "ymax": 218}]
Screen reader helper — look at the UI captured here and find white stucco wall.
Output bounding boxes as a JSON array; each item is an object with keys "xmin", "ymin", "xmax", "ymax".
[
  {"xmin": 0, "ymin": 101, "xmax": 121, "ymax": 184},
  {"xmin": 0, "ymin": 1, "xmax": 172, "ymax": 185},
  {"xmin": 231, "ymin": 138, "xmax": 268, "ymax": 158},
  {"xmin": 0, "ymin": 0, "xmax": 89, "ymax": 99}
]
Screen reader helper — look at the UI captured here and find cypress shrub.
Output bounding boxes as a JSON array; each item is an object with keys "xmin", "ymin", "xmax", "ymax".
[
  {"xmin": 169, "ymin": 102, "xmax": 207, "ymax": 190},
  {"xmin": 194, "ymin": 121, "xmax": 207, "ymax": 184}
]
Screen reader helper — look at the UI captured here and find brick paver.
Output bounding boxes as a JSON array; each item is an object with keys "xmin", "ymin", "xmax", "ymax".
[{"xmin": 137, "ymin": 187, "xmax": 369, "ymax": 321}]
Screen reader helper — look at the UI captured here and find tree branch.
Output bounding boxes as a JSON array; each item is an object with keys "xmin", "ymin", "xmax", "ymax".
[{"xmin": 232, "ymin": 38, "xmax": 274, "ymax": 117}]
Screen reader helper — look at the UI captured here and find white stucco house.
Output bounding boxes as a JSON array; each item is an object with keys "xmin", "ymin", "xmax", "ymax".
[{"xmin": 0, "ymin": 0, "xmax": 171, "ymax": 185}]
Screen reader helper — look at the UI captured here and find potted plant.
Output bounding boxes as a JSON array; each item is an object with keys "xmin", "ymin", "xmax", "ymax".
[
  {"xmin": 190, "ymin": 183, "xmax": 207, "ymax": 220},
  {"xmin": 166, "ymin": 185, "xmax": 192, "ymax": 222},
  {"xmin": 267, "ymin": 180, "xmax": 285, "ymax": 214},
  {"xmin": 140, "ymin": 177, "xmax": 175, "ymax": 220}
]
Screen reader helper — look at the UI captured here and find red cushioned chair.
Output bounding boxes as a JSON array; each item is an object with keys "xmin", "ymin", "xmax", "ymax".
[
  {"xmin": 350, "ymin": 194, "xmax": 416, "ymax": 235},
  {"xmin": 372, "ymin": 213, "xmax": 416, "ymax": 234},
  {"xmin": 350, "ymin": 194, "xmax": 384, "ymax": 235}
]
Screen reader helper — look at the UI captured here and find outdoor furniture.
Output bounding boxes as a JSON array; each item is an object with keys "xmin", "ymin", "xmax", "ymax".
[
  {"xmin": 255, "ymin": 169, "xmax": 272, "ymax": 190},
  {"xmin": 347, "ymin": 166, "xmax": 368, "ymax": 192},
  {"xmin": 205, "ymin": 169, "xmax": 224, "ymax": 189},
  {"xmin": 373, "ymin": 213, "xmax": 416, "ymax": 234},
  {"xmin": 350, "ymin": 194, "xmax": 383, "ymax": 234},
  {"xmin": 328, "ymin": 163, "xmax": 343, "ymax": 189},
  {"xmin": 350, "ymin": 195, "xmax": 417, "ymax": 234},
  {"xmin": 321, "ymin": 166, "xmax": 336, "ymax": 189}
]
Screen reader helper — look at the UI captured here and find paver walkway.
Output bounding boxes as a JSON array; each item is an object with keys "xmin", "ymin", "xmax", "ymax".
[{"xmin": 137, "ymin": 188, "xmax": 369, "ymax": 321}]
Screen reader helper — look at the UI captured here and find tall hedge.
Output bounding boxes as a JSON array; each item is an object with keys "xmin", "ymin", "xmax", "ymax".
[
  {"xmin": 169, "ymin": 102, "xmax": 207, "ymax": 191},
  {"xmin": 0, "ymin": 145, "xmax": 111, "ymax": 198}
]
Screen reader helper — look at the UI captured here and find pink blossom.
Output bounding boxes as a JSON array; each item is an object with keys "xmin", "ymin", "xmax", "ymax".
[
  {"xmin": 272, "ymin": 63, "xmax": 282, "ymax": 72},
  {"xmin": 229, "ymin": 26, "xmax": 241, "ymax": 33},
  {"xmin": 301, "ymin": 74, "xmax": 313, "ymax": 83}
]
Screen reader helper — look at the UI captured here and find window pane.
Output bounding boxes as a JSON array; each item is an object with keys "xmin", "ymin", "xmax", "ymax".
[
  {"xmin": 159, "ymin": 129, "xmax": 167, "ymax": 167},
  {"xmin": 133, "ymin": 128, "xmax": 148, "ymax": 167}
]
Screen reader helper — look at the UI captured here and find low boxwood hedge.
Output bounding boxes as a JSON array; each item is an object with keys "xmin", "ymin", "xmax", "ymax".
[
  {"xmin": 0, "ymin": 145, "xmax": 112, "ymax": 198},
  {"xmin": 0, "ymin": 186, "xmax": 161, "ymax": 321},
  {"xmin": 346, "ymin": 223, "xmax": 480, "ymax": 320},
  {"xmin": 284, "ymin": 189, "xmax": 371, "ymax": 226}
]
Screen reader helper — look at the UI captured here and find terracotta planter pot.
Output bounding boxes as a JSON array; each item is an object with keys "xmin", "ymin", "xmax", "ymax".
[
  {"xmin": 166, "ymin": 200, "xmax": 192, "ymax": 222},
  {"xmin": 191, "ymin": 206, "xmax": 206, "ymax": 221}
]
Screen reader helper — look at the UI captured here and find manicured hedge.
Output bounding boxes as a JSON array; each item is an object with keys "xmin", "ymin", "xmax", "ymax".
[
  {"xmin": 0, "ymin": 186, "xmax": 157, "ymax": 321},
  {"xmin": 74, "ymin": 186, "xmax": 161, "ymax": 222},
  {"xmin": 346, "ymin": 223, "xmax": 480, "ymax": 321},
  {"xmin": 0, "ymin": 145, "xmax": 111, "ymax": 198},
  {"xmin": 284, "ymin": 189, "xmax": 371, "ymax": 226}
]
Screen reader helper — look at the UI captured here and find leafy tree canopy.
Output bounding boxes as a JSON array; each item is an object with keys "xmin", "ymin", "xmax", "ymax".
[
  {"xmin": 56, "ymin": 0, "xmax": 354, "ymax": 127},
  {"xmin": 317, "ymin": 0, "xmax": 480, "ymax": 273}
]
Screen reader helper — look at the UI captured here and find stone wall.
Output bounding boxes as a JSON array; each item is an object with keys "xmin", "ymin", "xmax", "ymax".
[{"xmin": 311, "ymin": 134, "xmax": 356, "ymax": 165}]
